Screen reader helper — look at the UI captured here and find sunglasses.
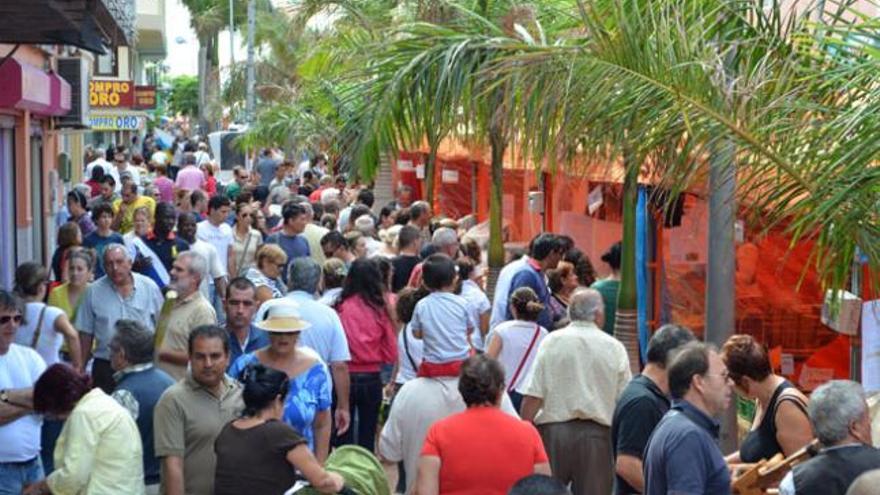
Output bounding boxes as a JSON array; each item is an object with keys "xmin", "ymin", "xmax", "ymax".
[{"xmin": 0, "ymin": 314, "xmax": 22, "ymax": 325}]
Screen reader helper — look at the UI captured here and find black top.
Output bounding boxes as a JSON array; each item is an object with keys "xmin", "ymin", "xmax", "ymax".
[
  {"xmin": 391, "ymin": 255, "xmax": 421, "ymax": 293},
  {"xmin": 611, "ymin": 374, "xmax": 670, "ymax": 495},
  {"xmin": 739, "ymin": 380, "xmax": 808, "ymax": 463},
  {"xmin": 214, "ymin": 419, "xmax": 307, "ymax": 495},
  {"xmin": 793, "ymin": 444, "xmax": 880, "ymax": 495}
]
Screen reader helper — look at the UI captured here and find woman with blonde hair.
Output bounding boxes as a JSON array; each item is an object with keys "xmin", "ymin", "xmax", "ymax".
[
  {"xmin": 486, "ymin": 287, "xmax": 549, "ymax": 411},
  {"xmin": 245, "ymin": 244, "xmax": 288, "ymax": 305}
]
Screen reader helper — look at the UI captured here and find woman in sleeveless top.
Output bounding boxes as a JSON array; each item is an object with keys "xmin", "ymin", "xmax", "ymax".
[{"xmin": 721, "ymin": 334, "xmax": 813, "ymax": 464}]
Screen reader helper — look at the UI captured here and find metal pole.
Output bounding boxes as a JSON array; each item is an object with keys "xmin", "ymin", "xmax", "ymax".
[{"xmin": 245, "ymin": 0, "xmax": 255, "ymax": 124}]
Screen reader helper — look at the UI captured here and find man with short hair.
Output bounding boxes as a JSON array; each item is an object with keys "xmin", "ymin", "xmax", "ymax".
[
  {"xmin": 255, "ymin": 148, "xmax": 280, "ymax": 187},
  {"xmin": 174, "ymin": 153, "xmax": 205, "ymax": 192},
  {"xmin": 88, "ymin": 174, "xmax": 119, "ymax": 210},
  {"xmin": 0, "ymin": 290, "xmax": 47, "ymax": 494},
  {"xmin": 156, "ymin": 251, "xmax": 217, "ymax": 381},
  {"xmin": 642, "ymin": 342, "xmax": 733, "ymax": 495},
  {"xmin": 153, "ymin": 325, "xmax": 244, "ymax": 495},
  {"xmin": 135, "ymin": 202, "xmax": 189, "ymax": 289},
  {"xmin": 190, "ymin": 189, "xmax": 208, "ymax": 219},
  {"xmin": 112, "ymin": 181, "xmax": 157, "ymax": 234},
  {"xmin": 110, "ymin": 319, "xmax": 175, "ymax": 494},
  {"xmin": 612, "ymin": 324, "xmax": 696, "ymax": 494},
  {"xmin": 177, "ymin": 212, "xmax": 226, "ymax": 303},
  {"xmin": 496, "ymin": 233, "xmax": 563, "ymax": 330},
  {"xmin": 408, "ymin": 200, "xmax": 432, "ymax": 244},
  {"xmin": 520, "ymin": 288, "xmax": 631, "ymax": 495},
  {"xmin": 266, "ymin": 201, "xmax": 311, "ymax": 284},
  {"xmin": 406, "ymin": 226, "xmax": 458, "ymax": 288},
  {"xmin": 779, "ymin": 380, "xmax": 880, "ymax": 495},
  {"xmin": 391, "ymin": 225, "xmax": 422, "ymax": 292},
  {"xmin": 298, "ymin": 201, "xmax": 329, "ymax": 265},
  {"xmin": 197, "ymin": 195, "xmax": 234, "ymax": 320},
  {"xmin": 77, "ymin": 244, "xmax": 164, "ymax": 392},
  {"xmin": 256, "ymin": 259, "xmax": 352, "ymax": 435},
  {"xmin": 83, "ymin": 202, "xmax": 125, "ymax": 279},
  {"xmin": 223, "ymin": 277, "xmax": 269, "ymax": 368},
  {"xmin": 111, "ymin": 146, "xmax": 141, "ymax": 190},
  {"xmin": 392, "ymin": 185, "xmax": 414, "ymax": 210},
  {"xmin": 225, "ymin": 166, "xmax": 248, "ymax": 200},
  {"xmin": 321, "ymin": 230, "xmax": 355, "ymax": 265}
]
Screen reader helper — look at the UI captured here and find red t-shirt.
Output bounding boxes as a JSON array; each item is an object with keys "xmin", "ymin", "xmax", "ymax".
[{"xmin": 421, "ymin": 406, "xmax": 548, "ymax": 495}]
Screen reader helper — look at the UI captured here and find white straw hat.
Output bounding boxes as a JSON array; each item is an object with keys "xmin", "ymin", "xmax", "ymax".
[{"xmin": 254, "ymin": 301, "xmax": 311, "ymax": 333}]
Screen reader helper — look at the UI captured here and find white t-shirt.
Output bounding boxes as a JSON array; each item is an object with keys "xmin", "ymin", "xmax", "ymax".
[
  {"xmin": 0, "ymin": 344, "xmax": 47, "ymax": 462},
  {"xmin": 197, "ymin": 220, "xmax": 234, "ymax": 270},
  {"xmin": 459, "ymin": 280, "xmax": 491, "ymax": 351},
  {"xmin": 395, "ymin": 323, "xmax": 424, "ymax": 385},
  {"xmin": 16, "ymin": 302, "xmax": 66, "ymax": 366},
  {"xmin": 486, "ymin": 320, "xmax": 548, "ymax": 391},
  {"xmin": 151, "ymin": 150, "xmax": 168, "ymax": 165},
  {"xmin": 190, "ymin": 239, "xmax": 227, "ymax": 300}
]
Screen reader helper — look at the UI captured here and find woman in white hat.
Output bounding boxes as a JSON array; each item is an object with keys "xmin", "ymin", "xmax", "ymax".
[{"xmin": 227, "ymin": 301, "xmax": 333, "ymax": 462}]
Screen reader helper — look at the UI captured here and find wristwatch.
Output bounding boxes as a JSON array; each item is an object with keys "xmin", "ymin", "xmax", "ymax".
[{"xmin": 0, "ymin": 389, "xmax": 8, "ymax": 403}]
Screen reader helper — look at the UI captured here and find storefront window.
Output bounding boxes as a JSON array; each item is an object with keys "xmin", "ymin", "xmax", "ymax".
[{"xmin": 95, "ymin": 48, "xmax": 117, "ymax": 76}]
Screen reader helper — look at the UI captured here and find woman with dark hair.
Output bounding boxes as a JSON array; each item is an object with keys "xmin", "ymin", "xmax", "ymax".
[
  {"xmin": 66, "ymin": 190, "xmax": 96, "ymax": 238},
  {"xmin": 591, "ymin": 241, "xmax": 622, "ymax": 335},
  {"xmin": 335, "ymin": 258, "xmax": 398, "ymax": 450},
  {"xmin": 230, "ymin": 201, "xmax": 262, "ymax": 276},
  {"xmin": 721, "ymin": 334, "xmax": 812, "ymax": 464},
  {"xmin": 25, "ymin": 364, "xmax": 144, "ymax": 495},
  {"xmin": 564, "ymin": 247, "xmax": 597, "ymax": 287},
  {"xmin": 415, "ymin": 355, "xmax": 549, "ymax": 495},
  {"xmin": 214, "ymin": 363, "xmax": 345, "ymax": 495},
  {"xmin": 486, "ymin": 287, "xmax": 548, "ymax": 411},
  {"xmin": 85, "ymin": 165, "xmax": 104, "ymax": 198},
  {"xmin": 51, "ymin": 222, "xmax": 83, "ymax": 283}
]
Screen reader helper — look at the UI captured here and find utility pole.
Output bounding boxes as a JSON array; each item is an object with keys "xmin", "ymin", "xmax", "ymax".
[{"xmin": 245, "ymin": 0, "xmax": 256, "ymax": 124}]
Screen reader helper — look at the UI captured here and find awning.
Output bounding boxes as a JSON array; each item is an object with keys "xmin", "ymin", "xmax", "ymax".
[{"xmin": 0, "ymin": 0, "xmax": 135, "ymax": 53}]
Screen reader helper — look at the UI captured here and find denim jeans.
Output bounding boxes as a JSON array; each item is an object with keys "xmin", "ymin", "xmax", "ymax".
[
  {"xmin": 338, "ymin": 372, "xmax": 382, "ymax": 451},
  {"xmin": 0, "ymin": 457, "xmax": 43, "ymax": 495},
  {"xmin": 41, "ymin": 419, "xmax": 65, "ymax": 474}
]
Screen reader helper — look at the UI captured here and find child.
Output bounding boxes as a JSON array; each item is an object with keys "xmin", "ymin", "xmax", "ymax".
[{"xmin": 410, "ymin": 254, "xmax": 477, "ymax": 374}]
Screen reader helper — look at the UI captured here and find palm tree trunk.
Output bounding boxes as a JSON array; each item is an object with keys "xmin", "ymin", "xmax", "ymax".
[
  {"xmin": 615, "ymin": 149, "xmax": 640, "ymax": 375},
  {"xmin": 424, "ymin": 148, "xmax": 437, "ymax": 206},
  {"xmin": 486, "ymin": 125, "xmax": 506, "ymax": 301},
  {"xmin": 197, "ymin": 36, "xmax": 210, "ymax": 134}
]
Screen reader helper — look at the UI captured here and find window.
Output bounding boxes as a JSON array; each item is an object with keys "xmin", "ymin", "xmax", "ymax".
[{"xmin": 94, "ymin": 47, "xmax": 117, "ymax": 76}]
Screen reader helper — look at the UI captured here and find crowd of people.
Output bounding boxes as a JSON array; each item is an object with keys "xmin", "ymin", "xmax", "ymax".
[{"xmin": 2, "ymin": 139, "xmax": 880, "ymax": 495}]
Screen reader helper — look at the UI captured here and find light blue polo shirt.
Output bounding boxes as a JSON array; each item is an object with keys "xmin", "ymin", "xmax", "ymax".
[{"xmin": 411, "ymin": 291, "xmax": 476, "ymax": 363}]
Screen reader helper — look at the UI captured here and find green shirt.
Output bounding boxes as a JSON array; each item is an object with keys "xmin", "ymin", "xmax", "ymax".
[{"xmin": 591, "ymin": 278, "xmax": 620, "ymax": 335}]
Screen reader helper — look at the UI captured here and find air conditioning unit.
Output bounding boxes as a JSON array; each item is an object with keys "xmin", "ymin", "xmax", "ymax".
[{"xmin": 56, "ymin": 57, "xmax": 90, "ymax": 128}]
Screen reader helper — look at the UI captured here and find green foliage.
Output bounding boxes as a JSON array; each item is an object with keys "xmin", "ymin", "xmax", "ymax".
[{"xmin": 167, "ymin": 75, "xmax": 200, "ymax": 117}]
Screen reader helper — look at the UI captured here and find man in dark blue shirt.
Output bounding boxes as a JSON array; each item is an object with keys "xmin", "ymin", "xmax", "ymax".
[
  {"xmin": 612, "ymin": 324, "xmax": 695, "ymax": 494},
  {"xmin": 265, "ymin": 201, "xmax": 311, "ymax": 284},
  {"xmin": 504, "ymin": 233, "xmax": 563, "ymax": 329},
  {"xmin": 643, "ymin": 342, "xmax": 733, "ymax": 495},
  {"xmin": 223, "ymin": 277, "xmax": 270, "ymax": 370}
]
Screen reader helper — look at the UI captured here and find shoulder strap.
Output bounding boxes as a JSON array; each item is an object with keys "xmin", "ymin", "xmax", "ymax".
[
  {"xmin": 507, "ymin": 324, "xmax": 542, "ymax": 392},
  {"xmin": 31, "ymin": 304, "xmax": 48, "ymax": 349},
  {"xmin": 402, "ymin": 326, "xmax": 418, "ymax": 373},
  {"xmin": 777, "ymin": 394, "xmax": 809, "ymax": 417},
  {"xmin": 236, "ymin": 231, "xmax": 254, "ymax": 276}
]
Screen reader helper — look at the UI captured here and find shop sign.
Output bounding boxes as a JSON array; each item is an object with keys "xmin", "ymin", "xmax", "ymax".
[
  {"xmin": 89, "ymin": 79, "xmax": 134, "ymax": 107},
  {"xmin": 133, "ymin": 86, "xmax": 157, "ymax": 109},
  {"xmin": 88, "ymin": 113, "xmax": 143, "ymax": 130}
]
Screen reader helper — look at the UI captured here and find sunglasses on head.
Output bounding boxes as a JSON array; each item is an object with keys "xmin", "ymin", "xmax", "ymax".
[{"xmin": 0, "ymin": 314, "xmax": 22, "ymax": 325}]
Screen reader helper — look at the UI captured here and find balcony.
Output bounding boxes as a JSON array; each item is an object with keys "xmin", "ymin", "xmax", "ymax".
[{"xmin": 136, "ymin": 0, "xmax": 166, "ymax": 59}]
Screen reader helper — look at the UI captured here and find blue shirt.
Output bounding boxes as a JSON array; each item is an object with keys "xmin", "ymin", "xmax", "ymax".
[
  {"xmin": 643, "ymin": 400, "xmax": 731, "ymax": 495},
  {"xmin": 83, "ymin": 231, "xmax": 125, "ymax": 278},
  {"xmin": 228, "ymin": 351, "xmax": 332, "ymax": 451},
  {"xmin": 489, "ymin": 257, "xmax": 527, "ymax": 330},
  {"xmin": 410, "ymin": 292, "xmax": 477, "ymax": 364},
  {"xmin": 255, "ymin": 291, "xmax": 351, "ymax": 365},
  {"xmin": 226, "ymin": 325, "xmax": 271, "ymax": 373},
  {"xmin": 265, "ymin": 232, "xmax": 311, "ymax": 284},
  {"xmin": 506, "ymin": 260, "xmax": 553, "ymax": 329},
  {"xmin": 74, "ymin": 273, "xmax": 164, "ymax": 360}
]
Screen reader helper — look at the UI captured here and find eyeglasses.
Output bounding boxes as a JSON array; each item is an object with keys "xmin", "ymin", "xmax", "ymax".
[{"xmin": 0, "ymin": 314, "xmax": 23, "ymax": 325}]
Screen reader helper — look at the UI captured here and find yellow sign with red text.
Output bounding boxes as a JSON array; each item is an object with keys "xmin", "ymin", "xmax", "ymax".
[{"xmin": 89, "ymin": 80, "xmax": 134, "ymax": 107}]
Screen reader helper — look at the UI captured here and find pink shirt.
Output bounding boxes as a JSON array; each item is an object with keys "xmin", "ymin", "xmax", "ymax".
[
  {"xmin": 153, "ymin": 176, "xmax": 174, "ymax": 203},
  {"xmin": 336, "ymin": 294, "xmax": 398, "ymax": 373},
  {"xmin": 175, "ymin": 166, "xmax": 205, "ymax": 191}
]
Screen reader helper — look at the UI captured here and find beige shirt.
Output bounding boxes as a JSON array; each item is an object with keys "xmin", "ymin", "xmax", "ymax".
[
  {"xmin": 156, "ymin": 292, "xmax": 216, "ymax": 381},
  {"xmin": 154, "ymin": 374, "xmax": 244, "ymax": 495},
  {"xmin": 232, "ymin": 228, "xmax": 262, "ymax": 276},
  {"xmin": 303, "ymin": 222, "xmax": 329, "ymax": 265},
  {"xmin": 519, "ymin": 320, "xmax": 631, "ymax": 427}
]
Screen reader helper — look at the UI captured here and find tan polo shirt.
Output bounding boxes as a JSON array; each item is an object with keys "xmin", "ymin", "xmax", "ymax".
[
  {"xmin": 519, "ymin": 320, "xmax": 632, "ymax": 427},
  {"xmin": 154, "ymin": 373, "xmax": 243, "ymax": 495},
  {"xmin": 156, "ymin": 292, "xmax": 216, "ymax": 381}
]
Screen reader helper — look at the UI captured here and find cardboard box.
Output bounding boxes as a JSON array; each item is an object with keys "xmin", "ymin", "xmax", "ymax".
[{"xmin": 821, "ymin": 290, "xmax": 863, "ymax": 336}]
